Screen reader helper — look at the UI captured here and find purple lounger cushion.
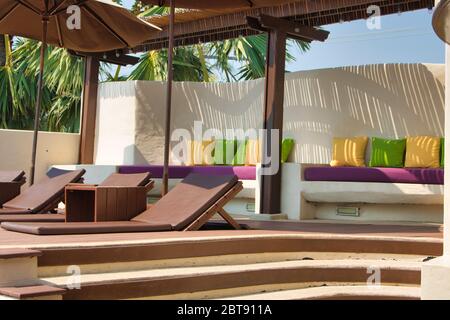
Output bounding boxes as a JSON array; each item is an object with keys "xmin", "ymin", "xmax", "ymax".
[
  {"xmin": 304, "ymin": 167, "xmax": 444, "ymax": 185},
  {"xmin": 119, "ymin": 165, "xmax": 256, "ymax": 180}
]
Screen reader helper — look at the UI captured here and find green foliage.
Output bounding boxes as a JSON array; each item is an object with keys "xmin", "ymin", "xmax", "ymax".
[
  {"xmin": 128, "ymin": 47, "xmax": 211, "ymax": 82},
  {"xmin": 0, "ymin": 38, "xmax": 84, "ymax": 132},
  {"xmin": 0, "ymin": 3, "xmax": 313, "ymax": 133},
  {"xmin": 134, "ymin": 6, "xmax": 311, "ymax": 82}
]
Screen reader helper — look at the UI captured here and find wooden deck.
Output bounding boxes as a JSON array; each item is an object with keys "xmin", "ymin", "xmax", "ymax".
[{"xmin": 0, "ymin": 219, "xmax": 442, "ymax": 250}]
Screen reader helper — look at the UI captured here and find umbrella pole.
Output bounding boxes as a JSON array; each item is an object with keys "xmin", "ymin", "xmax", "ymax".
[
  {"xmin": 30, "ymin": 17, "xmax": 49, "ymax": 185},
  {"xmin": 162, "ymin": 0, "xmax": 175, "ymax": 196}
]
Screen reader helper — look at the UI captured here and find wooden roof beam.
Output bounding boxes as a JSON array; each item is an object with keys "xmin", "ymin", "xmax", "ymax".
[
  {"xmin": 247, "ymin": 14, "xmax": 329, "ymax": 42},
  {"xmin": 70, "ymin": 50, "xmax": 140, "ymax": 66}
]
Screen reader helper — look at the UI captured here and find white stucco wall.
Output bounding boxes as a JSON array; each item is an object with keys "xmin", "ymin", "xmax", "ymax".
[
  {"xmin": 421, "ymin": 5, "xmax": 450, "ymax": 298},
  {"xmin": 95, "ymin": 63, "xmax": 445, "ymax": 166},
  {"xmin": 0, "ymin": 129, "xmax": 80, "ymax": 183},
  {"xmin": 94, "ymin": 81, "xmax": 138, "ymax": 165},
  {"xmin": 445, "ymin": 45, "xmax": 450, "ymax": 257}
]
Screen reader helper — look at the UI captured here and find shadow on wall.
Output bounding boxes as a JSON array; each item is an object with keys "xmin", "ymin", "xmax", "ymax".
[
  {"xmin": 119, "ymin": 63, "xmax": 445, "ymax": 165},
  {"xmin": 284, "ymin": 63, "xmax": 445, "ymax": 164},
  {"xmin": 134, "ymin": 79, "xmax": 265, "ymax": 164},
  {"xmin": 123, "ymin": 144, "xmax": 149, "ymax": 165}
]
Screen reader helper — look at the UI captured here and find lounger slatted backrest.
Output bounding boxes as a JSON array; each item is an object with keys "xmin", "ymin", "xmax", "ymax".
[
  {"xmin": 99, "ymin": 172, "xmax": 152, "ymax": 187},
  {"xmin": 132, "ymin": 173, "xmax": 238, "ymax": 231},
  {"xmin": 2, "ymin": 170, "xmax": 85, "ymax": 212},
  {"xmin": 0, "ymin": 171, "xmax": 25, "ymax": 183}
]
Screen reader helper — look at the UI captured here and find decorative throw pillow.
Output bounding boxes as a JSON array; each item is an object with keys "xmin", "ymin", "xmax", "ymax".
[
  {"xmin": 186, "ymin": 140, "xmax": 215, "ymax": 165},
  {"xmin": 214, "ymin": 139, "xmax": 237, "ymax": 165},
  {"xmin": 404, "ymin": 136, "xmax": 440, "ymax": 168},
  {"xmin": 245, "ymin": 139, "xmax": 260, "ymax": 166},
  {"xmin": 330, "ymin": 136, "xmax": 368, "ymax": 167},
  {"xmin": 369, "ymin": 137, "xmax": 406, "ymax": 168},
  {"xmin": 202, "ymin": 140, "xmax": 216, "ymax": 165},
  {"xmin": 281, "ymin": 138, "xmax": 295, "ymax": 163},
  {"xmin": 232, "ymin": 140, "xmax": 248, "ymax": 165},
  {"xmin": 441, "ymin": 138, "xmax": 445, "ymax": 168}
]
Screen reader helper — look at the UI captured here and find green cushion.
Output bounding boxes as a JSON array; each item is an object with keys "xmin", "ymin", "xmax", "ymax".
[
  {"xmin": 214, "ymin": 139, "xmax": 237, "ymax": 165},
  {"xmin": 441, "ymin": 138, "xmax": 445, "ymax": 168},
  {"xmin": 281, "ymin": 138, "xmax": 295, "ymax": 163},
  {"xmin": 369, "ymin": 137, "xmax": 406, "ymax": 168},
  {"xmin": 232, "ymin": 140, "xmax": 248, "ymax": 165}
]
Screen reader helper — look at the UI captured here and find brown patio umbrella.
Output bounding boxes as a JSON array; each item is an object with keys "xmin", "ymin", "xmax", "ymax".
[
  {"xmin": 0, "ymin": 0, "xmax": 160, "ymax": 184},
  {"xmin": 433, "ymin": 0, "xmax": 450, "ymax": 45}
]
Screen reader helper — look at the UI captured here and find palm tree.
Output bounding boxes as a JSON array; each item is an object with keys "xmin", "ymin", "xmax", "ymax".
[
  {"xmin": 0, "ymin": 36, "xmax": 6, "ymax": 66},
  {"xmin": 0, "ymin": 35, "xmax": 42, "ymax": 130},
  {"xmin": 1, "ymin": 2, "xmax": 313, "ymax": 133},
  {"xmin": 135, "ymin": 4, "xmax": 310, "ymax": 82},
  {"xmin": 1, "ymin": 38, "xmax": 87, "ymax": 132},
  {"xmin": 209, "ymin": 35, "xmax": 310, "ymax": 81},
  {"xmin": 128, "ymin": 46, "xmax": 212, "ymax": 82}
]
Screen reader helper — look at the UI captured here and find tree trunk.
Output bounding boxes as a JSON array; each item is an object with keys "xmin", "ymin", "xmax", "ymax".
[{"xmin": 0, "ymin": 35, "xmax": 6, "ymax": 66}]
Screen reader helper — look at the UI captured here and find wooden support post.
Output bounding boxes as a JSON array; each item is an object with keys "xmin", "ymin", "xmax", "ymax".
[
  {"xmin": 79, "ymin": 56, "xmax": 100, "ymax": 164},
  {"xmin": 259, "ymin": 30, "xmax": 287, "ymax": 214},
  {"xmin": 247, "ymin": 15, "xmax": 328, "ymax": 215}
]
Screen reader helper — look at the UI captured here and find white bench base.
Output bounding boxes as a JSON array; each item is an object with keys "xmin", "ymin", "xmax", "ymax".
[
  {"xmin": 280, "ymin": 163, "xmax": 444, "ymax": 223},
  {"xmin": 302, "ymin": 181, "xmax": 443, "ymax": 205}
]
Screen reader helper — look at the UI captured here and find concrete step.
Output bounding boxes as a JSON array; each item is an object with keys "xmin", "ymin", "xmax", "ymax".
[
  {"xmin": 38, "ymin": 251, "xmax": 430, "ymax": 278},
  {"xmin": 220, "ymin": 285, "xmax": 421, "ymax": 300},
  {"xmin": 42, "ymin": 259, "xmax": 421, "ymax": 300},
  {"xmin": 0, "ymin": 249, "xmax": 41, "ymax": 287},
  {"xmin": 0, "ymin": 285, "xmax": 65, "ymax": 300},
  {"xmin": 35, "ymin": 233, "xmax": 439, "ymax": 278}
]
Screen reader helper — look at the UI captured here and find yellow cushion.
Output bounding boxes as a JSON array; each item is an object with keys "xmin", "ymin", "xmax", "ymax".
[
  {"xmin": 404, "ymin": 136, "xmax": 440, "ymax": 168},
  {"xmin": 186, "ymin": 140, "xmax": 215, "ymax": 165},
  {"xmin": 245, "ymin": 139, "xmax": 260, "ymax": 166},
  {"xmin": 330, "ymin": 136, "xmax": 368, "ymax": 167}
]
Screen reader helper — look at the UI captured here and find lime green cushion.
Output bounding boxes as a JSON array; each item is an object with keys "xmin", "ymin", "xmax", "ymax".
[
  {"xmin": 214, "ymin": 139, "xmax": 237, "ymax": 165},
  {"xmin": 232, "ymin": 140, "xmax": 248, "ymax": 165},
  {"xmin": 281, "ymin": 139, "xmax": 295, "ymax": 163},
  {"xmin": 369, "ymin": 137, "xmax": 406, "ymax": 168},
  {"xmin": 441, "ymin": 138, "xmax": 444, "ymax": 168}
]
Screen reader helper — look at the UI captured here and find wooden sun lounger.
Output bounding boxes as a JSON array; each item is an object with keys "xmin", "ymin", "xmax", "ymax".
[
  {"xmin": 0, "ymin": 170, "xmax": 86, "ymax": 218},
  {"xmin": 0, "ymin": 170, "xmax": 26, "ymax": 206},
  {"xmin": 0, "ymin": 172, "xmax": 154, "ymax": 223},
  {"xmin": 1, "ymin": 174, "xmax": 243, "ymax": 235},
  {"xmin": 0, "ymin": 171, "xmax": 26, "ymax": 183}
]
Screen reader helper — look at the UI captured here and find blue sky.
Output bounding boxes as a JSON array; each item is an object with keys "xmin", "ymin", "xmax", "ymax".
[
  {"xmin": 120, "ymin": 2, "xmax": 444, "ymax": 77},
  {"xmin": 287, "ymin": 8, "xmax": 444, "ymax": 71}
]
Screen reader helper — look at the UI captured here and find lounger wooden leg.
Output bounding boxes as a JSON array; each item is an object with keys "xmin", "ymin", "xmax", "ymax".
[
  {"xmin": 183, "ymin": 182, "xmax": 244, "ymax": 232},
  {"xmin": 217, "ymin": 208, "xmax": 241, "ymax": 230},
  {"xmin": 184, "ymin": 210, "xmax": 217, "ymax": 231}
]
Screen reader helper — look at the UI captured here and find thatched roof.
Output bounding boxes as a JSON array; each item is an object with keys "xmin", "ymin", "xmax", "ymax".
[{"xmin": 132, "ymin": 0, "xmax": 434, "ymax": 52}]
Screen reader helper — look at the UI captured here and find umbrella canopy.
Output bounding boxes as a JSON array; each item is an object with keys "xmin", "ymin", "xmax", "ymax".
[
  {"xmin": 0, "ymin": 0, "xmax": 160, "ymax": 184},
  {"xmin": 433, "ymin": 0, "xmax": 450, "ymax": 45},
  {"xmin": 141, "ymin": 0, "xmax": 295, "ymax": 9},
  {"xmin": 0, "ymin": 0, "xmax": 160, "ymax": 52}
]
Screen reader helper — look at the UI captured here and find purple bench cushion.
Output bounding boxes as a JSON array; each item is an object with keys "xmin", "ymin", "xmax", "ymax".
[
  {"xmin": 304, "ymin": 166, "xmax": 444, "ymax": 185},
  {"xmin": 119, "ymin": 165, "xmax": 256, "ymax": 180}
]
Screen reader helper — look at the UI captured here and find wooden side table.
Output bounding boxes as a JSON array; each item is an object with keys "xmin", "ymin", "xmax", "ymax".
[{"xmin": 65, "ymin": 184, "xmax": 149, "ymax": 222}]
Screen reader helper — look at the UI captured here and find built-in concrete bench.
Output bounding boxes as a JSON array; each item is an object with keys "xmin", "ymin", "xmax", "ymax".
[
  {"xmin": 303, "ymin": 166, "xmax": 444, "ymax": 185},
  {"xmin": 281, "ymin": 163, "xmax": 444, "ymax": 223}
]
